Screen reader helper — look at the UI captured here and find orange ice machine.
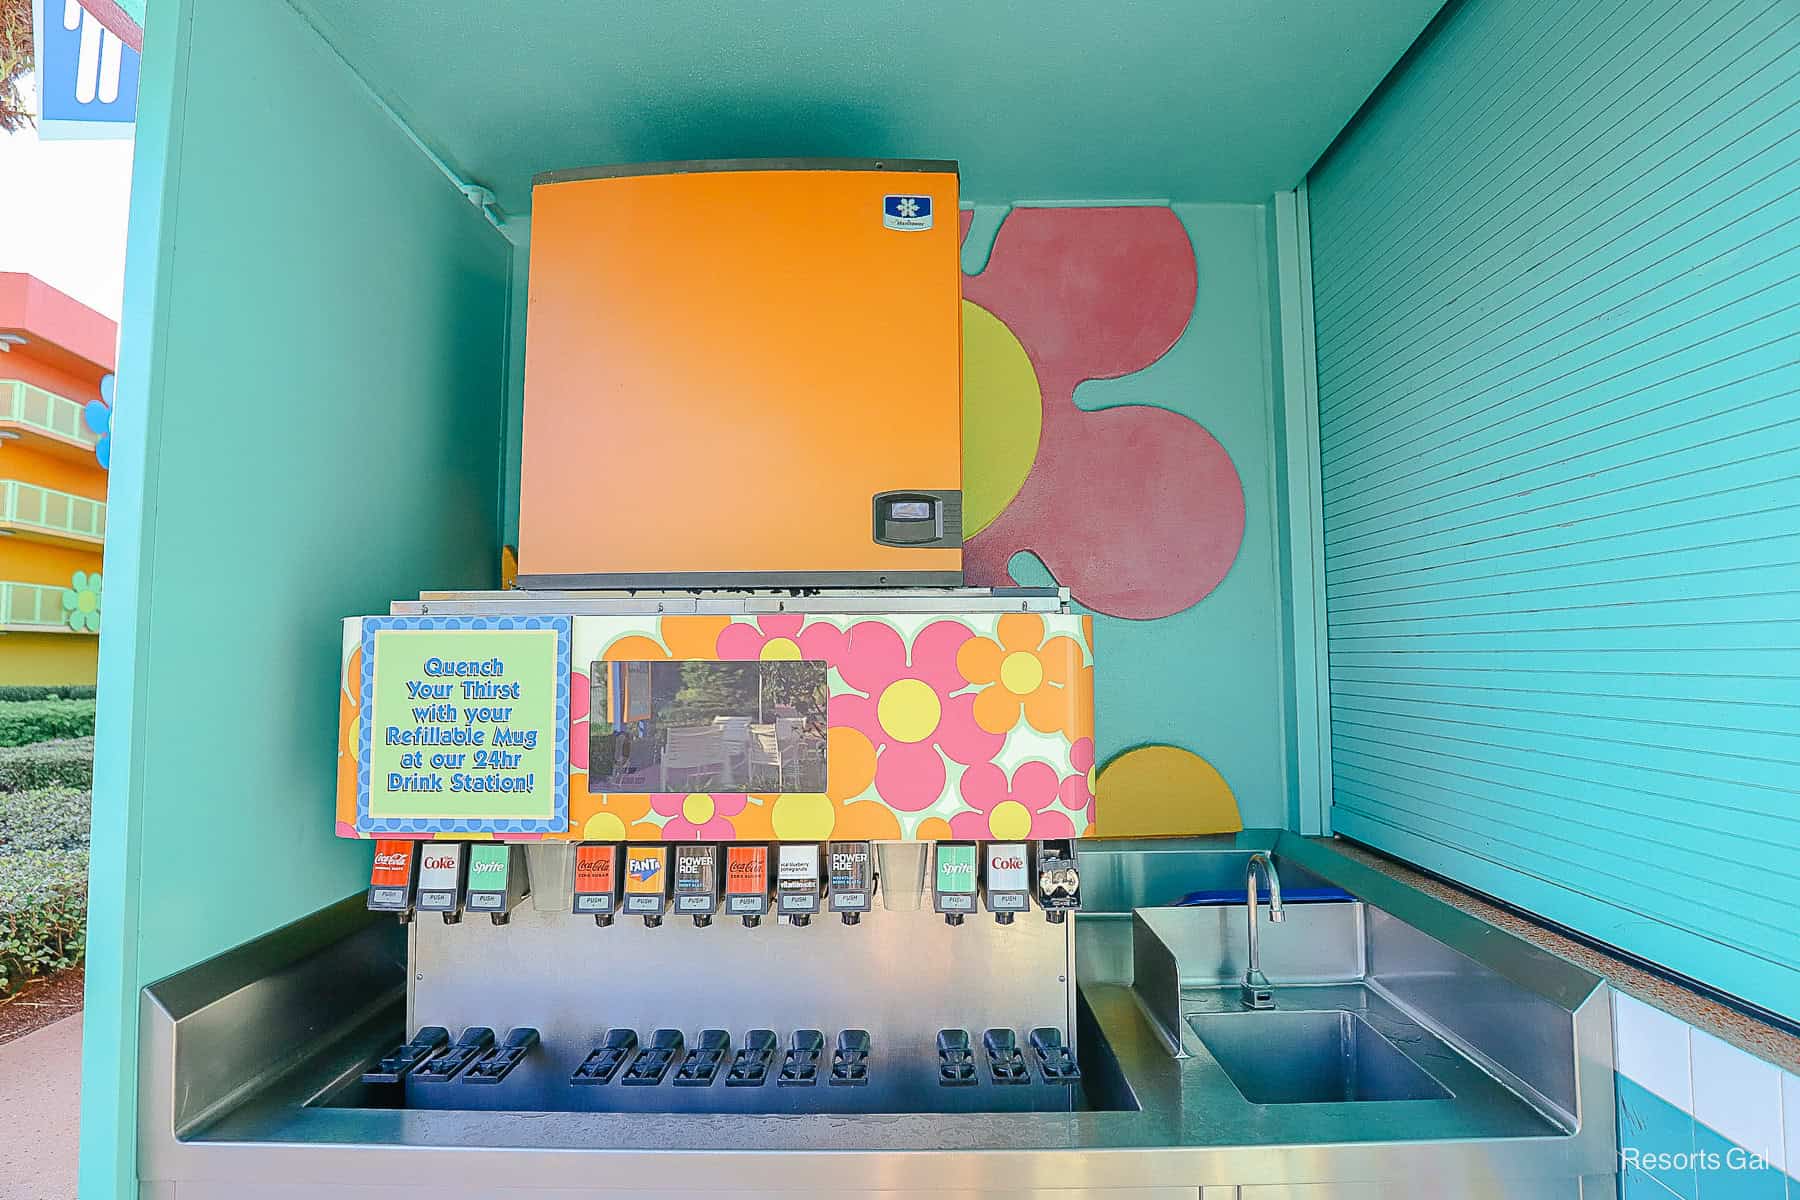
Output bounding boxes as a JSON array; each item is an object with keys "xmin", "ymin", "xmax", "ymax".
[{"xmin": 518, "ymin": 159, "xmax": 964, "ymax": 589}]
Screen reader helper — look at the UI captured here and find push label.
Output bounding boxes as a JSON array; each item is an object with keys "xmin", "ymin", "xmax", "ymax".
[
  {"xmin": 367, "ymin": 839, "xmax": 417, "ymax": 913},
  {"xmin": 416, "ymin": 843, "xmax": 466, "ymax": 914},
  {"xmin": 673, "ymin": 843, "xmax": 720, "ymax": 920},
  {"xmin": 933, "ymin": 842, "xmax": 977, "ymax": 923},
  {"xmin": 777, "ymin": 844, "xmax": 821, "ymax": 919},
  {"xmin": 725, "ymin": 845, "xmax": 770, "ymax": 921},
  {"xmin": 573, "ymin": 843, "xmax": 620, "ymax": 916},
  {"xmin": 827, "ymin": 841, "xmax": 873, "ymax": 920},
  {"xmin": 624, "ymin": 845, "xmax": 669, "ymax": 917},
  {"xmin": 464, "ymin": 843, "xmax": 512, "ymax": 910},
  {"xmin": 983, "ymin": 842, "xmax": 1030, "ymax": 919}
]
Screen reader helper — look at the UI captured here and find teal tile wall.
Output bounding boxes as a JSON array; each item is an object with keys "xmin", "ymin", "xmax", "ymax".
[{"xmin": 1614, "ymin": 992, "xmax": 1797, "ymax": 1199}]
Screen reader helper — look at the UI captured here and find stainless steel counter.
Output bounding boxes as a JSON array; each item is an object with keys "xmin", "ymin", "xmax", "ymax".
[{"xmin": 139, "ymin": 833, "xmax": 1619, "ymax": 1199}]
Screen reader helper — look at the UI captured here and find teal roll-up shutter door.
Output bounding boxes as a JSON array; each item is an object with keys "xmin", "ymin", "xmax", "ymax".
[{"xmin": 1307, "ymin": 0, "xmax": 1800, "ymax": 1018}]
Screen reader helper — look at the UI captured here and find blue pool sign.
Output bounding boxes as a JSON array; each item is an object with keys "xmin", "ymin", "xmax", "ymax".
[{"xmin": 32, "ymin": 0, "xmax": 140, "ymax": 139}]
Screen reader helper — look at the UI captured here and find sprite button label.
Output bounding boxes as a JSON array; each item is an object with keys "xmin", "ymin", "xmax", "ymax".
[
  {"xmin": 936, "ymin": 843, "xmax": 977, "ymax": 894},
  {"xmin": 467, "ymin": 843, "xmax": 510, "ymax": 891}
]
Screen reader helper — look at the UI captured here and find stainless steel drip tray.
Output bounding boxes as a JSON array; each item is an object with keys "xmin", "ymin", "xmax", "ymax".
[
  {"xmin": 309, "ymin": 1048, "xmax": 1108, "ymax": 1117},
  {"xmin": 140, "ymin": 836, "xmax": 1621, "ymax": 1195}
]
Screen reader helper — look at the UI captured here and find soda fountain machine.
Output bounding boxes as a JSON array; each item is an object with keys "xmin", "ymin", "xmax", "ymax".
[{"xmin": 336, "ymin": 160, "xmax": 1094, "ymax": 1118}]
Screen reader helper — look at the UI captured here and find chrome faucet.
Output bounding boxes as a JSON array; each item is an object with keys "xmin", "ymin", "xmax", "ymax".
[{"xmin": 1241, "ymin": 852, "xmax": 1286, "ymax": 1010}]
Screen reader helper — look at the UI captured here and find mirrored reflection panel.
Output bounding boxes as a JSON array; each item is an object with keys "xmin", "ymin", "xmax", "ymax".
[{"xmin": 586, "ymin": 660, "xmax": 828, "ymax": 794}]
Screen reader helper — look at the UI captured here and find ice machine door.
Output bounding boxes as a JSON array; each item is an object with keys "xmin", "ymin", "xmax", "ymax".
[{"xmin": 518, "ymin": 160, "xmax": 964, "ymax": 587}]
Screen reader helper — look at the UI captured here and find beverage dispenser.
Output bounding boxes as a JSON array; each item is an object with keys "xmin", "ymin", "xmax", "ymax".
[{"xmin": 329, "ymin": 159, "xmax": 1097, "ymax": 1119}]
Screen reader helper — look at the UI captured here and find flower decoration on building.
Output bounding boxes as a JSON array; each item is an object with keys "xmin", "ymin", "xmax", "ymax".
[
  {"xmin": 62, "ymin": 571, "xmax": 101, "ymax": 633},
  {"xmin": 830, "ymin": 620, "xmax": 1003, "ymax": 811},
  {"xmin": 569, "ymin": 792, "xmax": 660, "ymax": 842},
  {"xmin": 84, "ymin": 374, "xmax": 114, "ymax": 469},
  {"xmin": 715, "ymin": 613, "xmax": 842, "ymax": 661},
  {"xmin": 600, "ymin": 615, "xmax": 731, "ymax": 665},
  {"xmin": 951, "ymin": 760, "xmax": 1076, "ymax": 840},
  {"xmin": 959, "ymin": 208, "xmax": 1245, "ymax": 620},
  {"xmin": 957, "ymin": 612, "xmax": 1092, "ymax": 741},
  {"xmin": 652, "ymin": 792, "xmax": 749, "ymax": 840},
  {"xmin": 336, "ymin": 644, "xmax": 364, "ymax": 836},
  {"xmin": 1060, "ymin": 737, "xmax": 1096, "ymax": 818},
  {"xmin": 570, "ymin": 669, "xmax": 590, "ymax": 771}
]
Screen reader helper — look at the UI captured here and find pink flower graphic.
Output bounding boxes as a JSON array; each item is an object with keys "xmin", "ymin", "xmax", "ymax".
[
  {"xmin": 570, "ymin": 669, "xmax": 590, "ymax": 770},
  {"xmin": 951, "ymin": 760, "xmax": 1076, "ymax": 840},
  {"xmin": 715, "ymin": 614, "xmax": 843, "ymax": 661},
  {"xmin": 1060, "ymin": 737, "xmax": 1095, "ymax": 817},
  {"xmin": 652, "ymin": 792, "xmax": 750, "ymax": 840},
  {"xmin": 831, "ymin": 620, "xmax": 1002, "ymax": 811}
]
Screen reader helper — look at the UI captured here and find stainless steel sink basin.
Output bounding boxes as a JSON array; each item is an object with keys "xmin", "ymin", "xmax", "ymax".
[{"xmin": 1187, "ymin": 1009, "xmax": 1454, "ymax": 1104}]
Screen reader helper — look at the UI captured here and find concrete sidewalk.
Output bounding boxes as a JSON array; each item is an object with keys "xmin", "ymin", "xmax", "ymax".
[{"xmin": 0, "ymin": 1014, "xmax": 80, "ymax": 1200}]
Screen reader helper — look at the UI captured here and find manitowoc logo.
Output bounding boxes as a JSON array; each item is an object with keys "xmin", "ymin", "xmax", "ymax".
[{"xmin": 883, "ymin": 194, "xmax": 933, "ymax": 231}]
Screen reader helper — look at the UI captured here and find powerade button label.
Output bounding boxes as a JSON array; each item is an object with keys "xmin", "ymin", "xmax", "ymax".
[
  {"xmin": 676, "ymin": 896, "xmax": 711, "ymax": 912},
  {"xmin": 883, "ymin": 194, "xmax": 933, "ymax": 231},
  {"xmin": 833, "ymin": 892, "xmax": 868, "ymax": 909}
]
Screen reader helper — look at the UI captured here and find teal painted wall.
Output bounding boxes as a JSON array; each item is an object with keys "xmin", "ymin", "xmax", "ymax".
[
  {"xmin": 79, "ymin": 0, "xmax": 511, "ymax": 1193},
  {"xmin": 1003, "ymin": 204, "xmax": 1289, "ymax": 826},
  {"xmin": 1308, "ymin": 0, "xmax": 1800, "ymax": 1017},
  {"xmin": 287, "ymin": 0, "xmax": 1445, "ymax": 212}
]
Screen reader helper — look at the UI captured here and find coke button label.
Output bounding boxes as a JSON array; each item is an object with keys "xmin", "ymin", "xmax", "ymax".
[
  {"xmin": 370, "ymin": 840, "xmax": 415, "ymax": 887},
  {"xmin": 725, "ymin": 846, "xmax": 767, "ymax": 894},
  {"xmin": 574, "ymin": 844, "xmax": 617, "ymax": 894}
]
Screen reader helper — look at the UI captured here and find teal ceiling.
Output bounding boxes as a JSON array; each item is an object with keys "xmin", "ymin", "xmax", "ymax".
[{"xmin": 291, "ymin": 0, "xmax": 1444, "ymax": 214}]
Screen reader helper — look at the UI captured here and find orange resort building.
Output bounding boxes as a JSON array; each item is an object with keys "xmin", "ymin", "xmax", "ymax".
[{"xmin": 0, "ymin": 273, "xmax": 114, "ymax": 686}]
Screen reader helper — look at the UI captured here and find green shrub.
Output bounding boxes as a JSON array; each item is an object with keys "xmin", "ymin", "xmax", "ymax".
[
  {"xmin": 0, "ymin": 699, "xmax": 97, "ymax": 747},
  {"xmin": 0, "ymin": 848, "xmax": 88, "ymax": 996},
  {"xmin": 0, "ymin": 685, "xmax": 97, "ymax": 702},
  {"xmin": 0, "ymin": 737, "xmax": 93, "ymax": 792},
  {"xmin": 0, "ymin": 788, "xmax": 91, "ymax": 853}
]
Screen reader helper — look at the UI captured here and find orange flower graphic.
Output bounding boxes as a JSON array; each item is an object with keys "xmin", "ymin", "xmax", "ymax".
[
  {"xmin": 599, "ymin": 615, "xmax": 732, "ymax": 664},
  {"xmin": 568, "ymin": 792, "xmax": 662, "ymax": 842},
  {"xmin": 958, "ymin": 613, "xmax": 1092, "ymax": 742}
]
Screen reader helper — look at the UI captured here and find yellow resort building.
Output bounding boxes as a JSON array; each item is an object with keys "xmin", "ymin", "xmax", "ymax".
[{"xmin": 0, "ymin": 273, "xmax": 114, "ymax": 686}]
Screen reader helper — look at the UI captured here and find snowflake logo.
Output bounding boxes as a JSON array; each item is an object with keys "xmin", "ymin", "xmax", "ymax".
[{"xmin": 896, "ymin": 197, "xmax": 919, "ymax": 218}]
